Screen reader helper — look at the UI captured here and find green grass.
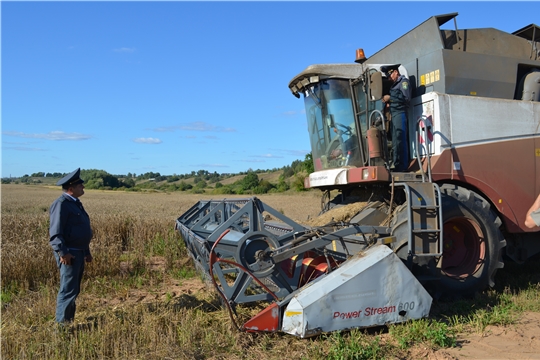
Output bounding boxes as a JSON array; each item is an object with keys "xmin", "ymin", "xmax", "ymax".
[
  {"xmin": 170, "ymin": 267, "xmax": 196, "ymax": 280},
  {"xmin": 389, "ymin": 319, "xmax": 456, "ymax": 349},
  {"xmin": 325, "ymin": 330, "xmax": 385, "ymax": 360}
]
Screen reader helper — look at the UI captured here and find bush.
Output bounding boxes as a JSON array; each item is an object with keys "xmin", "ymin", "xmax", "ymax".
[
  {"xmin": 195, "ymin": 180, "xmax": 207, "ymax": 189},
  {"xmin": 136, "ymin": 181, "xmax": 157, "ymax": 190},
  {"xmin": 291, "ymin": 173, "xmax": 307, "ymax": 192},
  {"xmin": 178, "ymin": 181, "xmax": 193, "ymax": 191},
  {"xmin": 122, "ymin": 178, "xmax": 136, "ymax": 188},
  {"xmin": 277, "ymin": 176, "xmax": 290, "ymax": 192},
  {"xmin": 212, "ymin": 186, "xmax": 234, "ymax": 195},
  {"xmin": 165, "ymin": 184, "xmax": 179, "ymax": 192},
  {"xmin": 253, "ymin": 179, "xmax": 274, "ymax": 194},
  {"xmin": 241, "ymin": 172, "xmax": 259, "ymax": 191},
  {"xmin": 303, "ymin": 152, "xmax": 314, "ymax": 174},
  {"xmin": 282, "ymin": 166, "xmax": 294, "ymax": 178},
  {"xmin": 80, "ymin": 169, "xmax": 123, "ymax": 190}
]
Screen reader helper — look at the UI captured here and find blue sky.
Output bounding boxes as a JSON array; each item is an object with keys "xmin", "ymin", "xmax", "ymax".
[{"xmin": 2, "ymin": 1, "xmax": 539, "ymax": 177}]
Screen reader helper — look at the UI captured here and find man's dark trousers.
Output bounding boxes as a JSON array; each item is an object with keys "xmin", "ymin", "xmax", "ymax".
[
  {"xmin": 390, "ymin": 111, "xmax": 409, "ymax": 171},
  {"xmin": 54, "ymin": 250, "xmax": 85, "ymax": 323}
]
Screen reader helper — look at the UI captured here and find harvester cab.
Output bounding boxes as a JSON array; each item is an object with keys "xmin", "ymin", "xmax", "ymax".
[{"xmin": 289, "ymin": 64, "xmax": 392, "ymax": 174}]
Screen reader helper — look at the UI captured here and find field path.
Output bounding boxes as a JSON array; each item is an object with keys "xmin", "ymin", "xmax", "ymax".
[{"xmin": 430, "ymin": 312, "xmax": 540, "ymax": 360}]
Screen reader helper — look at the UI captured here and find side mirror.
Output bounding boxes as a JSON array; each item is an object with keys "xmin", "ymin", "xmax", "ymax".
[{"xmin": 369, "ymin": 71, "xmax": 383, "ymax": 101}]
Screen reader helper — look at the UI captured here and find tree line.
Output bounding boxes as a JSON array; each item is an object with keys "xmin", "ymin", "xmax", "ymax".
[{"xmin": 4, "ymin": 154, "xmax": 315, "ymax": 195}]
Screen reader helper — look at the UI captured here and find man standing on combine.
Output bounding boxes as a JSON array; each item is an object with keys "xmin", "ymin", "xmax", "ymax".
[
  {"xmin": 49, "ymin": 168, "xmax": 93, "ymax": 326},
  {"xmin": 381, "ymin": 64, "xmax": 411, "ymax": 172}
]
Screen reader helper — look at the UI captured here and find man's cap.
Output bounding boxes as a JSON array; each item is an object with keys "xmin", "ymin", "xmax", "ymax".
[
  {"xmin": 56, "ymin": 168, "xmax": 84, "ymax": 187},
  {"xmin": 380, "ymin": 64, "xmax": 400, "ymax": 77}
]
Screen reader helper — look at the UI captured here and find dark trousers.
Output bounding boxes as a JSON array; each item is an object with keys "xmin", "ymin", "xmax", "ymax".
[
  {"xmin": 390, "ymin": 111, "xmax": 409, "ymax": 171},
  {"xmin": 54, "ymin": 250, "xmax": 85, "ymax": 323}
]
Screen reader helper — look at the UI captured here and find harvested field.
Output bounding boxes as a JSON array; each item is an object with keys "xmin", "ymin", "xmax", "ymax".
[{"xmin": 2, "ymin": 184, "xmax": 539, "ymax": 360}]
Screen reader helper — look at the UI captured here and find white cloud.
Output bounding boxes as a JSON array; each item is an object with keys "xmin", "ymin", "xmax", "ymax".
[
  {"xmin": 133, "ymin": 137, "xmax": 162, "ymax": 144},
  {"xmin": 251, "ymin": 153, "xmax": 284, "ymax": 159},
  {"xmin": 186, "ymin": 121, "xmax": 234, "ymax": 132},
  {"xmin": 151, "ymin": 121, "xmax": 236, "ymax": 133},
  {"xmin": 2, "ymin": 131, "xmax": 92, "ymax": 141}
]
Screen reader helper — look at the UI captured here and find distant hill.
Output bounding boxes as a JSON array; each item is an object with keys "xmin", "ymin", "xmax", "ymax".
[
  {"xmin": 219, "ymin": 171, "xmax": 282, "ymax": 186},
  {"xmin": 3, "ymin": 155, "xmax": 312, "ymax": 195}
]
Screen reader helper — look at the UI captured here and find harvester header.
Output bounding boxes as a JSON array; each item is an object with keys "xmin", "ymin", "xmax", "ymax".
[{"xmin": 176, "ymin": 197, "xmax": 431, "ymax": 338}]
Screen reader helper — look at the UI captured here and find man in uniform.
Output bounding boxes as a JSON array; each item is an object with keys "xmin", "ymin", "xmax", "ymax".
[
  {"xmin": 49, "ymin": 168, "xmax": 93, "ymax": 325},
  {"xmin": 381, "ymin": 64, "xmax": 411, "ymax": 171}
]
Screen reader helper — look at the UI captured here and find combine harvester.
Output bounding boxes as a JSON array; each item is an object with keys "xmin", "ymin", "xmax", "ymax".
[{"xmin": 176, "ymin": 13, "xmax": 540, "ymax": 338}]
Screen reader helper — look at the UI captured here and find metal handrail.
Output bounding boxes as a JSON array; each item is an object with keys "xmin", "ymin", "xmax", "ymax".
[{"xmin": 415, "ymin": 116, "xmax": 433, "ymax": 182}]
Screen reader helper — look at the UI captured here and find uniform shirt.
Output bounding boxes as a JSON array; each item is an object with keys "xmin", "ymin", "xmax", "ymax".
[
  {"xmin": 389, "ymin": 75, "xmax": 411, "ymax": 113},
  {"xmin": 49, "ymin": 193, "xmax": 93, "ymax": 256},
  {"xmin": 531, "ymin": 208, "xmax": 540, "ymax": 227}
]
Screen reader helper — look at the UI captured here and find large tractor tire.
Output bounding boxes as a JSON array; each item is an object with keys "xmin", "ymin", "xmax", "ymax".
[{"xmin": 391, "ymin": 185, "xmax": 506, "ymax": 298}]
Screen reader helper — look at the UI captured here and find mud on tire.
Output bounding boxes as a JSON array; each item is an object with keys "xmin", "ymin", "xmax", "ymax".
[{"xmin": 391, "ymin": 184, "xmax": 506, "ymax": 298}]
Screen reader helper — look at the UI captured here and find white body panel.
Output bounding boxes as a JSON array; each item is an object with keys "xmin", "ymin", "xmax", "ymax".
[
  {"xmin": 411, "ymin": 92, "xmax": 540, "ymax": 157},
  {"xmin": 308, "ymin": 168, "xmax": 349, "ymax": 187},
  {"xmin": 281, "ymin": 245, "xmax": 432, "ymax": 338}
]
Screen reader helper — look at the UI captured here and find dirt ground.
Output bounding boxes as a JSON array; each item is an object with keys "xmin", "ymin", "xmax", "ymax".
[
  {"xmin": 103, "ymin": 256, "xmax": 540, "ymax": 360},
  {"xmin": 426, "ymin": 312, "xmax": 540, "ymax": 360}
]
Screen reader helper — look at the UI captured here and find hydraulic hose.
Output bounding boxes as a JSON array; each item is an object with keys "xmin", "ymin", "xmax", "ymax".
[{"xmin": 208, "ymin": 228, "xmax": 279, "ymax": 332}]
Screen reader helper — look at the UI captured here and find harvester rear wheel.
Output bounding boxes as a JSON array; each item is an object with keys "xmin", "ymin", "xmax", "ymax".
[{"xmin": 391, "ymin": 185, "xmax": 506, "ymax": 298}]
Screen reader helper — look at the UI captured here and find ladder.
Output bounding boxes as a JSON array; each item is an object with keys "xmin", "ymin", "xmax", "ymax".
[
  {"xmin": 395, "ymin": 181, "xmax": 443, "ymax": 260},
  {"xmin": 395, "ymin": 116, "xmax": 443, "ymax": 265}
]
